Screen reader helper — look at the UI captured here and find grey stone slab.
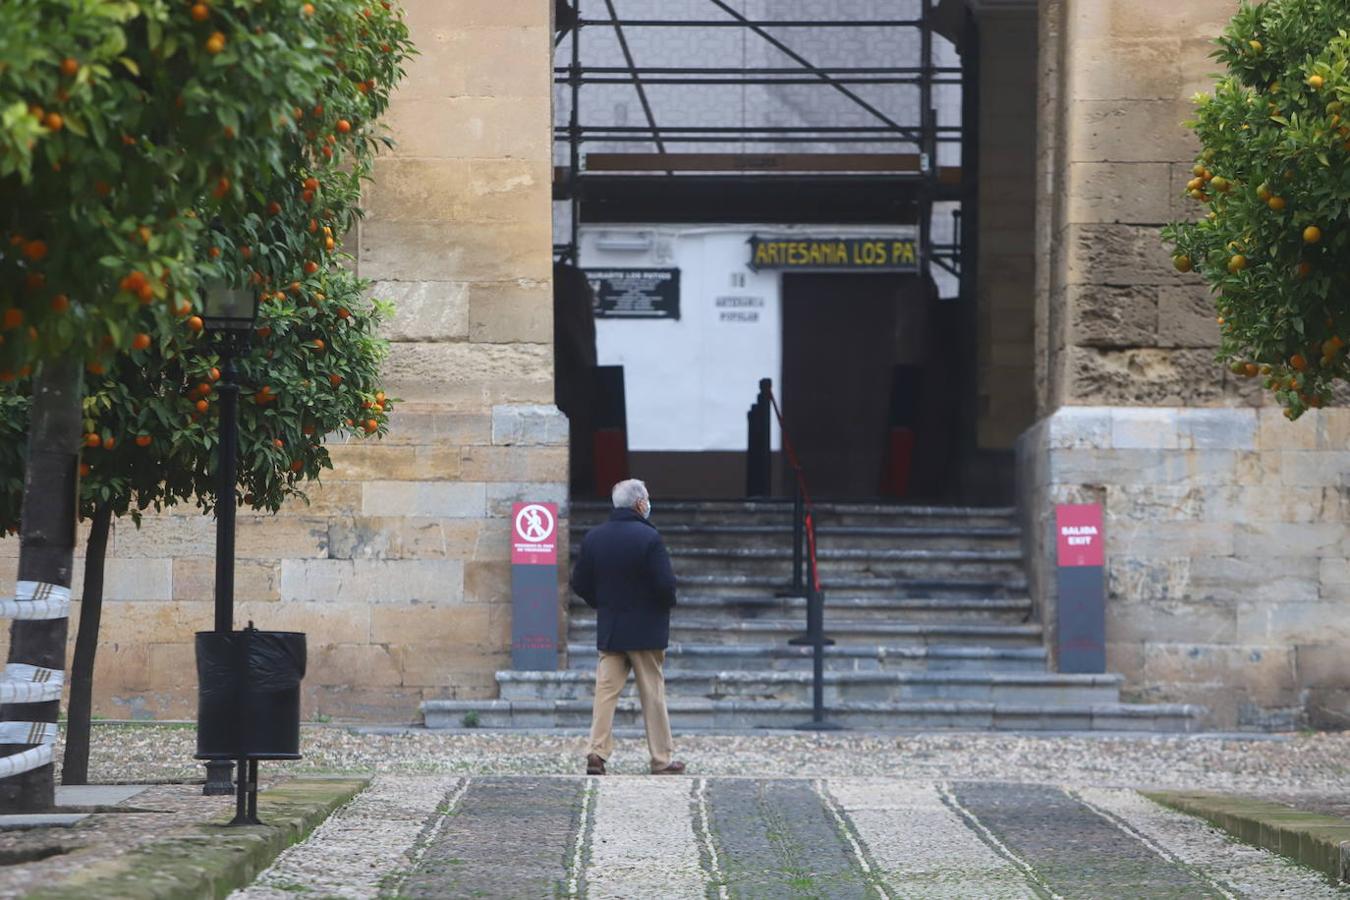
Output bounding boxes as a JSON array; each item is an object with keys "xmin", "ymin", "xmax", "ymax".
[
  {"xmin": 0, "ymin": 813, "xmax": 88, "ymax": 830},
  {"xmin": 949, "ymin": 783, "xmax": 1223, "ymax": 898},
  {"xmin": 705, "ymin": 778, "xmax": 870, "ymax": 899},
  {"xmin": 401, "ymin": 777, "xmax": 583, "ymax": 899},
  {"xmin": 54, "ymin": 784, "xmax": 148, "ymax": 807}
]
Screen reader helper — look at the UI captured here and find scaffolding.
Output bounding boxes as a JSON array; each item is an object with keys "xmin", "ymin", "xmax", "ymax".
[{"xmin": 552, "ymin": 0, "xmax": 972, "ymax": 290}]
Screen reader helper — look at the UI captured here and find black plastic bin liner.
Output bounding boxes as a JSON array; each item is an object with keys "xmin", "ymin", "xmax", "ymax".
[{"xmin": 196, "ymin": 630, "xmax": 307, "ymax": 761}]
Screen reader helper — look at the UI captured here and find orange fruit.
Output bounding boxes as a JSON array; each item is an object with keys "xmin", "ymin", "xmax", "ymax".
[
  {"xmin": 196, "ymin": 399, "xmax": 209, "ymax": 413},
  {"xmin": 212, "ymin": 177, "xmax": 231, "ymax": 199},
  {"xmin": 274, "ymin": 438, "xmax": 285, "ymax": 449},
  {"xmin": 240, "ymin": 245, "xmax": 252, "ymax": 260},
  {"xmin": 102, "ymin": 436, "xmax": 115, "ymax": 451},
  {"xmin": 131, "ymin": 333, "xmax": 151, "ymax": 351},
  {"xmin": 44, "ymin": 112, "xmax": 63, "ymax": 131},
  {"xmin": 205, "ymin": 31, "xmax": 226, "ymax": 54},
  {"xmin": 1227, "ymin": 254, "xmax": 1248, "ymax": 272},
  {"xmin": 329, "ymin": 373, "xmax": 343, "ymax": 387},
  {"xmin": 209, "ymin": 367, "xmax": 221, "ymax": 381},
  {"xmin": 311, "ymin": 338, "xmax": 325, "ymax": 352},
  {"xmin": 135, "ymin": 435, "xmax": 152, "ymax": 448},
  {"xmin": 208, "ymin": 246, "xmax": 221, "ymax": 259},
  {"xmin": 79, "ymin": 463, "xmax": 90, "ymax": 477},
  {"xmin": 137, "ymin": 283, "xmax": 154, "ymax": 304},
  {"xmin": 1291, "ymin": 353, "xmax": 1308, "ymax": 371},
  {"xmin": 187, "ymin": 315, "xmax": 204, "ymax": 333},
  {"xmin": 1297, "ymin": 261, "xmax": 1312, "ymax": 278},
  {"xmin": 86, "ymin": 361, "xmax": 104, "ymax": 375},
  {"xmin": 304, "ymin": 260, "xmax": 319, "ymax": 275},
  {"xmin": 60, "ymin": 58, "xmax": 79, "ymax": 77},
  {"xmin": 267, "ymin": 201, "xmax": 283, "ymax": 216},
  {"xmin": 301, "ymin": 189, "xmax": 315, "ymax": 204},
  {"xmin": 302, "ymin": 3, "xmax": 315, "ymax": 15},
  {"xmin": 337, "ymin": 307, "xmax": 350, "ymax": 319},
  {"xmin": 1173, "ymin": 255, "xmax": 1192, "ymax": 273},
  {"xmin": 1303, "ymin": 225, "xmax": 1322, "ymax": 244},
  {"xmin": 364, "ymin": 419, "xmax": 378, "ymax": 434},
  {"xmin": 197, "ymin": 382, "xmax": 211, "ymax": 396},
  {"xmin": 375, "ymin": 391, "xmax": 386, "ymax": 403},
  {"xmin": 23, "ymin": 239, "xmax": 47, "ymax": 261},
  {"xmin": 303, "ymin": 176, "xmax": 319, "ymax": 191},
  {"xmin": 2, "ymin": 308, "xmax": 23, "ymax": 330},
  {"xmin": 337, "ymin": 119, "xmax": 351, "ymax": 133},
  {"xmin": 190, "ymin": 3, "xmax": 210, "ymax": 22},
  {"xmin": 1268, "ymin": 195, "xmax": 1286, "ymax": 211},
  {"xmin": 1309, "ymin": 74, "xmax": 1325, "ymax": 90},
  {"xmin": 290, "ymin": 459, "xmax": 304, "ymax": 473},
  {"xmin": 84, "ymin": 433, "xmax": 100, "ymax": 448},
  {"xmin": 51, "ymin": 294, "xmax": 69, "ymax": 313}
]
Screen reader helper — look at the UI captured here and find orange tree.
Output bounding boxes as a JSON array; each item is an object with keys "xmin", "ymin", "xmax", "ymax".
[
  {"xmin": 0, "ymin": 0, "xmax": 411, "ymax": 808},
  {"xmin": 0, "ymin": 268, "xmax": 393, "ymax": 783},
  {"xmin": 1164, "ymin": 0, "xmax": 1350, "ymax": 419}
]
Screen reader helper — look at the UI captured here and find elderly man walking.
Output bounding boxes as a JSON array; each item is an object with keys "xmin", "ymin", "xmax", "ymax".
[{"xmin": 570, "ymin": 478, "xmax": 685, "ymax": 776}]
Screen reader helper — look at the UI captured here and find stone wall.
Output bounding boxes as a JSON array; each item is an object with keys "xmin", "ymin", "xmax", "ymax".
[
  {"xmin": 1024, "ymin": 0, "xmax": 1350, "ymax": 730},
  {"xmin": 0, "ymin": 0, "xmax": 563, "ymax": 722},
  {"xmin": 1018, "ymin": 407, "xmax": 1350, "ymax": 730},
  {"xmin": 1035, "ymin": 0, "xmax": 1252, "ymax": 414}
]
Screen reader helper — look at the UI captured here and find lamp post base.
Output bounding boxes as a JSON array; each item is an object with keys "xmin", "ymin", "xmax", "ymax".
[{"xmin": 203, "ymin": 760, "xmax": 235, "ymax": 796}]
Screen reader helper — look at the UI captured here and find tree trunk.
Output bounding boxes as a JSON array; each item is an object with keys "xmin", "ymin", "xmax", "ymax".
[
  {"xmin": 61, "ymin": 503, "xmax": 111, "ymax": 787},
  {"xmin": 0, "ymin": 358, "xmax": 83, "ymax": 811}
]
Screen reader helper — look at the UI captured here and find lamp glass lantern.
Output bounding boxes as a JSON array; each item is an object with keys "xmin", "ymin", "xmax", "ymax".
[{"xmin": 200, "ymin": 281, "xmax": 259, "ymax": 339}]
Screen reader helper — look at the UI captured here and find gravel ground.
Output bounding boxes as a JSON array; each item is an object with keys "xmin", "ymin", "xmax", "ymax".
[{"xmin": 67, "ymin": 724, "xmax": 1350, "ymax": 794}]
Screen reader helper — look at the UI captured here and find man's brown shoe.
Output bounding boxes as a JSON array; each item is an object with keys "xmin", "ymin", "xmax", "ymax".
[
  {"xmin": 651, "ymin": 761, "xmax": 686, "ymax": 775},
  {"xmin": 586, "ymin": 754, "xmax": 606, "ymax": 775}
]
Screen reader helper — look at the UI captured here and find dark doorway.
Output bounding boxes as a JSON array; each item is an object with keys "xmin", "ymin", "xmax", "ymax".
[{"xmin": 781, "ymin": 275, "xmax": 907, "ymax": 499}]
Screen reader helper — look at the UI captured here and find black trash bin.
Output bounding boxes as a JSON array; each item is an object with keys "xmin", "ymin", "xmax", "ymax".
[
  {"xmin": 196, "ymin": 627, "xmax": 306, "ymax": 761},
  {"xmin": 196, "ymin": 627, "xmax": 306, "ymax": 825}
]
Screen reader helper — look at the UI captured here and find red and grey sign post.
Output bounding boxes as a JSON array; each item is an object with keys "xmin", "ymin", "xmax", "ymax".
[
  {"xmin": 510, "ymin": 502, "xmax": 560, "ymax": 671},
  {"xmin": 1055, "ymin": 503, "xmax": 1106, "ymax": 674}
]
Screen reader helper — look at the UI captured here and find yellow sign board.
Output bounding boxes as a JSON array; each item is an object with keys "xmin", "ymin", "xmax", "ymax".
[{"xmin": 748, "ymin": 236, "xmax": 919, "ymax": 272}]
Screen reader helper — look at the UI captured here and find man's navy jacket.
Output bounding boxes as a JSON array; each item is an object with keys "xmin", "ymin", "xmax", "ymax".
[{"xmin": 570, "ymin": 507, "xmax": 678, "ymax": 652}]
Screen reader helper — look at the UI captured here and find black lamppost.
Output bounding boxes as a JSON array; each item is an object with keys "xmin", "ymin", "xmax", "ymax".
[{"xmin": 199, "ymin": 279, "xmax": 259, "ymax": 796}]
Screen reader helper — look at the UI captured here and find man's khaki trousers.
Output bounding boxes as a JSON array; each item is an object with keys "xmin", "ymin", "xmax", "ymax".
[{"xmin": 587, "ymin": 649, "xmax": 674, "ymax": 769}]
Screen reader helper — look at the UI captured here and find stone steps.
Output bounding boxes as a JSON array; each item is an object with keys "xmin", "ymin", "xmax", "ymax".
[
  {"xmin": 496, "ymin": 669, "xmax": 1124, "ymax": 706},
  {"xmin": 570, "ymin": 500, "xmax": 1019, "ymax": 531},
  {"xmin": 674, "ymin": 573, "xmax": 1030, "ymax": 598},
  {"xmin": 569, "ymin": 594, "xmax": 1034, "ymax": 624},
  {"xmin": 564, "ymin": 642, "xmax": 1049, "ymax": 673},
  {"xmin": 419, "ymin": 500, "xmax": 1206, "ymax": 733},
  {"xmin": 642, "ymin": 524, "xmax": 1022, "ymax": 552},
  {"xmin": 567, "ymin": 616, "xmax": 1044, "ymax": 648},
  {"xmin": 422, "ymin": 697, "xmax": 1204, "ymax": 733}
]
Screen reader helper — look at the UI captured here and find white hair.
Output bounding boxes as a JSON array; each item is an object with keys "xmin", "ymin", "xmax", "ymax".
[{"xmin": 611, "ymin": 478, "xmax": 649, "ymax": 510}]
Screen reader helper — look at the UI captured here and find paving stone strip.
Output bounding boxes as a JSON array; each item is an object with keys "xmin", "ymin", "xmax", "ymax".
[
  {"xmin": 586, "ymin": 777, "xmax": 708, "ymax": 899},
  {"xmin": 830, "ymin": 779, "xmax": 1036, "ymax": 898},
  {"xmin": 702, "ymin": 777, "xmax": 871, "ymax": 899},
  {"xmin": 231, "ymin": 775, "xmax": 463, "ymax": 900},
  {"xmin": 1074, "ymin": 788, "xmax": 1345, "ymax": 899},
  {"xmin": 399, "ymin": 777, "xmax": 585, "ymax": 899},
  {"xmin": 947, "ymin": 782, "xmax": 1226, "ymax": 899},
  {"xmin": 20, "ymin": 778, "xmax": 368, "ymax": 900}
]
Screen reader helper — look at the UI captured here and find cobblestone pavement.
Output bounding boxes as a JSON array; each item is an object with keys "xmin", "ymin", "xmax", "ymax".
[
  {"xmin": 232, "ymin": 775, "xmax": 1346, "ymax": 900},
  {"xmin": 68, "ymin": 725, "xmax": 1350, "ymax": 794}
]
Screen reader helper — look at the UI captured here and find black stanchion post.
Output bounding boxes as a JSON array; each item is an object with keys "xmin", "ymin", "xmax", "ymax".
[
  {"xmin": 203, "ymin": 351, "xmax": 240, "ymax": 797},
  {"xmin": 791, "ymin": 485, "xmax": 804, "ymax": 594}
]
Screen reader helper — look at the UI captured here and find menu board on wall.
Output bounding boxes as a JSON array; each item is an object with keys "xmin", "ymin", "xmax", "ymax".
[{"xmin": 587, "ymin": 268, "xmax": 680, "ymax": 320}]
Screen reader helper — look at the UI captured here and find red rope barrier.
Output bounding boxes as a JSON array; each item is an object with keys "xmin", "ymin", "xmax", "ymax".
[{"xmin": 765, "ymin": 388, "xmax": 822, "ymax": 593}]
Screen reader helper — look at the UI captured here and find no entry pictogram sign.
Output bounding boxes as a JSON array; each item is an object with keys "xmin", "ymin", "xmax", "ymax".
[{"xmin": 510, "ymin": 502, "xmax": 560, "ymax": 671}]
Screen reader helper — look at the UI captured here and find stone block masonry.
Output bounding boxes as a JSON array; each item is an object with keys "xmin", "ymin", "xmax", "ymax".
[
  {"xmin": 0, "ymin": 0, "xmax": 564, "ymax": 723},
  {"xmin": 1018, "ymin": 406, "xmax": 1350, "ymax": 730}
]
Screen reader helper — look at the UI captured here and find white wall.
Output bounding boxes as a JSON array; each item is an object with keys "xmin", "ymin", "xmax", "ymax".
[{"xmin": 578, "ymin": 224, "xmax": 916, "ymax": 452}]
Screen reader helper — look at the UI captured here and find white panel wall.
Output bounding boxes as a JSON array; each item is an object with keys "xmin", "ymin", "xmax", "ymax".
[{"xmin": 579, "ymin": 224, "xmax": 916, "ymax": 452}]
